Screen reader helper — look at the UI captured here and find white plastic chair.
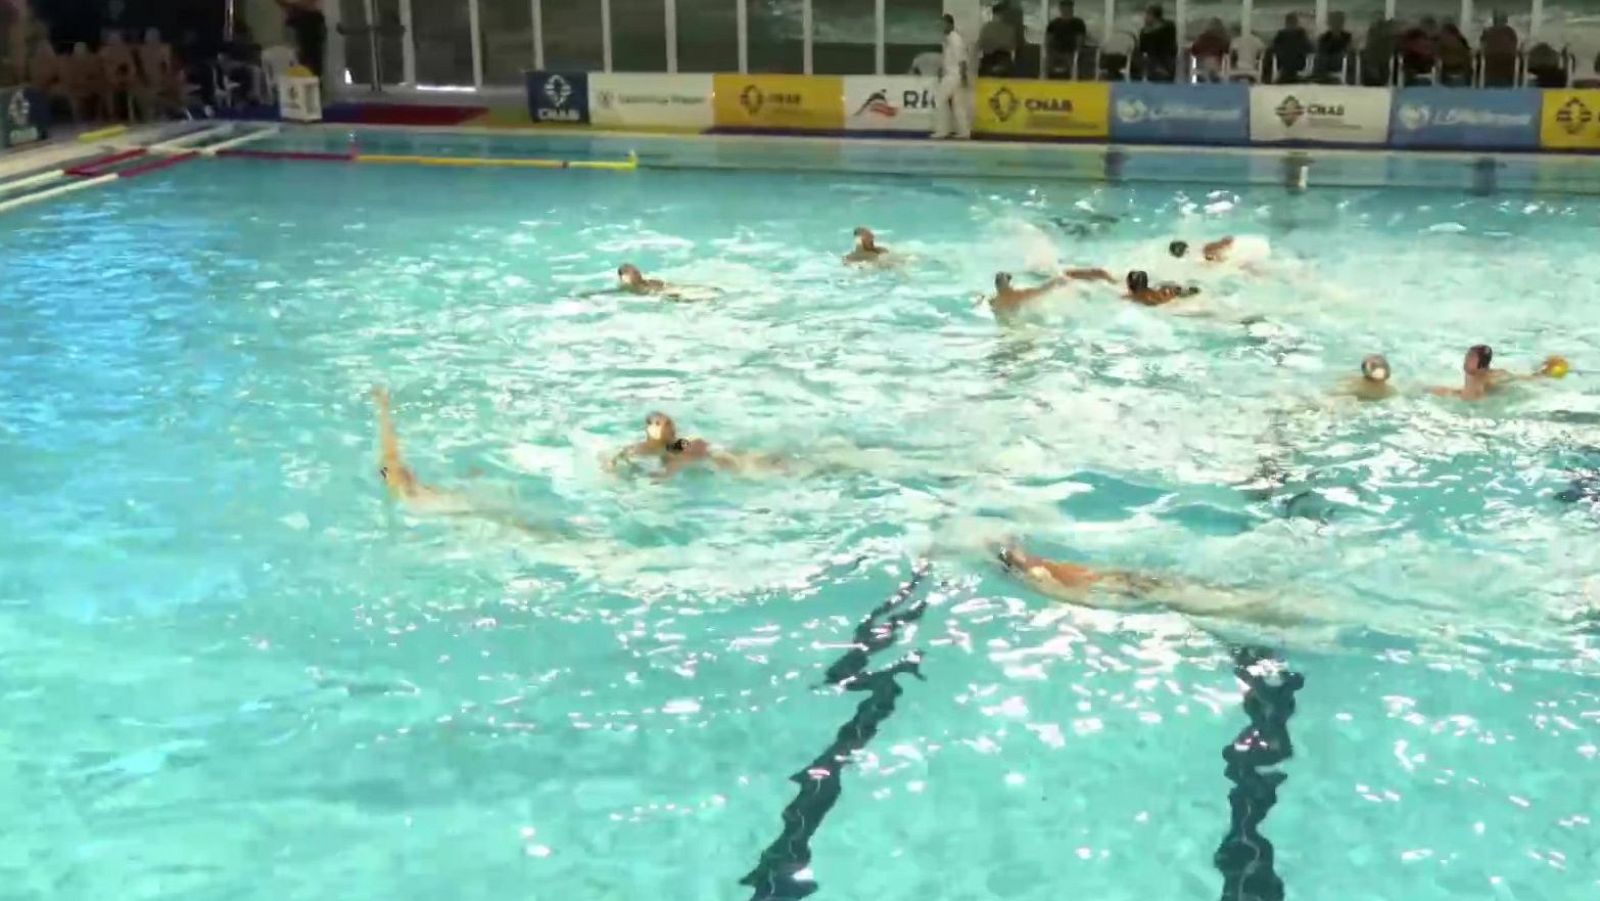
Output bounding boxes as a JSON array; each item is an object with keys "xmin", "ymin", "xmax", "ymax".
[
  {"xmin": 1568, "ymin": 41, "xmax": 1600, "ymax": 87},
  {"xmin": 909, "ymin": 51, "xmax": 942, "ymax": 77},
  {"xmin": 261, "ymin": 45, "xmax": 298, "ymax": 104},
  {"xmin": 1229, "ymin": 32, "xmax": 1266, "ymax": 82}
]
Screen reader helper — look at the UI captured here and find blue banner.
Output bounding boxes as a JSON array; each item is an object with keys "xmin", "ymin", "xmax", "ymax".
[
  {"xmin": 527, "ymin": 71, "xmax": 590, "ymax": 125},
  {"xmin": 0, "ymin": 87, "xmax": 50, "ymax": 149},
  {"xmin": 1389, "ymin": 88, "xmax": 1538, "ymax": 150},
  {"xmin": 1111, "ymin": 83, "xmax": 1248, "ymax": 145}
]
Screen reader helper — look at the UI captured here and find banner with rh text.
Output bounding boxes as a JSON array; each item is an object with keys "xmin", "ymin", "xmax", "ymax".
[
  {"xmin": 1249, "ymin": 85, "xmax": 1390, "ymax": 145},
  {"xmin": 843, "ymin": 76, "xmax": 938, "ymax": 133},
  {"xmin": 1389, "ymin": 88, "xmax": 1538, "ymax": 149},
  {"xmin": 588, "ymin": 73, "xmax": 712, "ymax": 130},
  {"xmin": 1110, "ymin": 82, "xmax": 1247, "ymax": 145},
  {"xmin": 0, "ymin": 87, "xmax": 49, "ymax": 148},
  {"xmin": 974, "ymin": 79, "xmax": 1109, "ymax": 139},
  {"xmin": 712, "ymin": 74, "xmax": 844, "ymax": 131},
  {"xmin": 1539, "ymin": 90, "xmax": 1600, "ymax": 150},
  {"xmin": 527, "ymin": 71, "xmax": 590, "ymax": 124}
]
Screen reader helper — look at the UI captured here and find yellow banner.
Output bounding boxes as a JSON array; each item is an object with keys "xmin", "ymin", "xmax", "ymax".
[
  {"xmin": 1539, "ymin": 90, "xmax": 1600, "ymax": 149},
  {"xmin": 974, "ymin": 79, "xmax": 1110, "ymax": 139},
  {"xmin": 713, "ymin": 75, "xmax": 844, "ymax": 131}
]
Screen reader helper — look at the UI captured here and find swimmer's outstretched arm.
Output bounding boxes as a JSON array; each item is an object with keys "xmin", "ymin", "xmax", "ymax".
[
  {"xmin": 372, "ymin": 387, "xmax": 405, "ymax": 470},
  {"xmin": 1062, "ymin": 268, "xmax": 1116, "ymax": 283}
]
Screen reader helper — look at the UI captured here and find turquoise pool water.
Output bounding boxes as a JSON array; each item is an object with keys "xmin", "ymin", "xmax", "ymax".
[{"xmin": 2, "ymin": 149, "xmax": 1598, "ymax": 900}]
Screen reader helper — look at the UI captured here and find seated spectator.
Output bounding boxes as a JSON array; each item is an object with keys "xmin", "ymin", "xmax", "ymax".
[
  {"xmin": 99, "ymin": 29, "xmax": 150, "ymax": 119},
  {"xmin": 1045, "ymin": 0, "xmax": 1088, "ymax": 78},
  {"xmin": 1437, "ymin": 23, "xmax": 1472, "ymax": 85},
  {"xmin": 27, "ymin": 40, "xmax": 75, "ymax": 120},
  {"xmin": 1270, "ymin": 13, "xmax": 1313, "ymax": 83},
  {"xmin": 1135, "ymin": 4, "xmax": 1178, "ymax": 81},
  {"xmin": 137, "ymin": 28, "xmax": 189, "ymax": 117},
  {"xmin": 65, "ymin": 41, "xmax": 107, "ymax": 120},
  {"xmin": 977, "ymin": 1, "xmax": 1019, "ymax": 76},
  {"xmin": 1399, "ymin": 16, "xmax": 1439, "ymax": 84},
  {"xmin": 1361, "ymin": 13, "xmax": 1397, "ymax": 85},
  {"xmin": 1191, "ymin": 17, "xmax": 1230, "ymax": 82},
  {"xmin": 1313, "ymin": 11, "xmax": 1352, "ymax": 82},
  {"xmin": 1526, "ymin": 41, "xmax": 1566, "ymax": 87},
  {"xmin": 1479, "ymin": 11, "xmax": 1519, "ymax": 87}
]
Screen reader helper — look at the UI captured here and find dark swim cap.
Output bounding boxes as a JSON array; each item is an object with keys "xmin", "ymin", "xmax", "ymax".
[
  {"xmin": 1126, "ymin": 270, "xmax": 1150, "ymax": 292},
  {"xmin": 1169, "ymin": 240, "xmax": 1189, "ymax": 258},
  {"xmin": 1468, "ymin": 344, "xmax": 1493, "ymax": 369},
  {"xmin": 995, "ymin": 271, "xmax": 1013, "ymax": 289}
]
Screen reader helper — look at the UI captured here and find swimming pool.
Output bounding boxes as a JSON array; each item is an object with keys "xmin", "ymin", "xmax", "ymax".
[{"xmin": 2, "ymin": 140, "xmax": 1597, "ymax": 900}]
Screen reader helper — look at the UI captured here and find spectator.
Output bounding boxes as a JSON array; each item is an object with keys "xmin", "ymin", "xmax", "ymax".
[
  {"xmin": 1135, "ymin": 4, "xmax": 1177, "ymax": 81},
  {"xmin": 1526, "ymin": 41, "xmax": 1566, "ymax": 87},
  {"xmin": 1437, "ymin": 22, "xmax": 1472, "ymax": 85},
  {"xmin": 1400, "ymin": 15, "xmax": 1439, "ymax": 84},
  {"xmin": 28, "ymin": 40, "xmax": 77, "ymax": 120},
  {"xmin": 1270, "ymin": 12, "xmax": 1313, "ymax": 83},
  {"xmin": 1479, "ymin": 11, "xmax": 1519, "ymax": 87},
  {"xmin": 1313, "ymin": 11, "xmax": 1352, "ymax": 82},
  {"xmin": 977, "ymin": 1, "xmax": 1018, "ymax": 76},
  {"xmin": 1361, "ymin": 13, "xmax": 1396, "ymax": 85},
  {"xmin": 1191, "ymin": 17, "xmax": 1230, "ymax": 82},
  {"xmin": 273, "ymin": 0, "xmax": 325, "ymax": 78},
  {"xmin": 1045, "ymin": 0, "xmax": 1088, "ymax": 78}
]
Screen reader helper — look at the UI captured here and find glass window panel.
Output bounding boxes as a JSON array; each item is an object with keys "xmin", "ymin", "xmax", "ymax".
[
  {"xmin": 615, "ymin": 0, "xmax": 669, "ymax": 71},
  {"xmin": 885, "ymin": 0, "xmax": 945, "ymax": 74},
  {"xmin": 481, "ymin": 0, "xmax": 534, "ymax": 85},
  {"xmin": 413, "ymin": 0, "xmax": 474, "ymax": 84},
  {"xmin": 544, "ymin": 0, "xmax": 605, "ymax": 70},
  {"xmin": 338, "ymin": 0, "xmax": 377, "ymax": 87},
  {"xmin": 679, "ymin": 0, "xmax": 741, "ymax": 72},
  {"xmin": 748, "ymin": 0, "xmax": 803, "ymax": 72},
  {"xmin": 814, "ymin": 0, "xmax": 876, "ymax": 73}
]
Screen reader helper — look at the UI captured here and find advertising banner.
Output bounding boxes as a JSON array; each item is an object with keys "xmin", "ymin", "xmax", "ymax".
[
  {"xmin": 712, "ymin": 74, "xmax": 844, "ymax": 131},
  {"xmin": 1249, "ymin": 85, "xmax": 1390, "ymax": 145},
  {"xmin": 589, "ymin": 73, "xmax": 712, "ymax": 130},
  {"xmin": 974, "ymin": 79, "xmax": 1110, "ymax": 139},
  {"xmin": 527, "ymin": 71, "xmax": 590, "ymax": 125},
  {"xmin": 842, "ymin": 76, "xmax": 938, "ymax": 133},
  {"xmin": 1110, "ymin": 83, "xmax": 1247, "ymax": 145},
  {"xmin": 1389, "ymin": 88, "xmax": 1538, "ymax": 149},
  {"xmin": 0, "ymin": 87, "xmax": 49, "ymax": 148},
  {"xmin": 1539, "ymin": 89, "xmax": 1600, "ymax": 150}
]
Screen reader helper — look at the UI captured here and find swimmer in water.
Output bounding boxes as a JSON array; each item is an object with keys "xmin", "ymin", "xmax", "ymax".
[
  {"xmin": 843, "ymin": 227, "xmax": 891, "ymax": 265},
  {"xmin": 1169, "ymin": 236, "xmax": 1235, "ymax": 262},
  {"xmin": 997, "ymin": 544, "xmax": 1306, "ymax": 626},
  {"xmin": 1340, "ymin": 354, "xmax": 1396, "ymax": 401},
  {"xmin": 1428, "ymin": 345, "xmax": 1567, "ymax": 401},
  {"xmin": 610, "ymin": 412, "xmax": 780, "ymax": 479},
  {"xmin": 613, "ymin": 264, "xmax": 715, "ymax": 301},
  {"xmin": 1123, "ymin": 270, "xmax": 1201, "ymax": 306},
  {"xmin": 987, "ymin": 269, "xmax": 1115, "ymax": 319}
]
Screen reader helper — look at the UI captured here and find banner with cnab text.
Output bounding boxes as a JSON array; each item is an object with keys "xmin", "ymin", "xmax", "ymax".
[
  {"xmin": 712, "ymin": 74, "xmax": 845, "ymax": 132},
  {"xmin": 973, "ymin": 79, "xmax": 1110, "ymax": 139}
]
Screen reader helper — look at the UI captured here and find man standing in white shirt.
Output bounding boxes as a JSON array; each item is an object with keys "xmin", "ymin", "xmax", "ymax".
[{"xmin": 932, "ymin": 14, "xmax": 973, "ymax": 140}]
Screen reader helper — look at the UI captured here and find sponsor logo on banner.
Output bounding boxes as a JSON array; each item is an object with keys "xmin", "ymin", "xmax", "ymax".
[
  {"xmin": 712, "ymin": 74, "xmax": 845, "ymax": 131},
  {"xmin": 843, "ymin": 76, "xmax": 938, "ymax": 132},
  {"xmin": 1110, "ymin": 83, "xmax": 1247, "ymax": 144},
  {"xmin": 588, "ymin": 73, "xmax": 713, "ymax": 129},
  {"xmin": 1540, "ymin": 90, "xmax": 1600, "ymax": 149},
  {"xmin": 1249, "ymin": 85, "xmax": 1389, "ymax": 145},
  {"xmin": 974, "ymin": 79, "xmax": 1109, "ymax": 139},
  {"xmin": 527, "ymin": 71, "xmax": 591, "ymax": 124},
  {"xmin": 1389, "ymin": 88, "xmax": 1538, "ymax": 149}
]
